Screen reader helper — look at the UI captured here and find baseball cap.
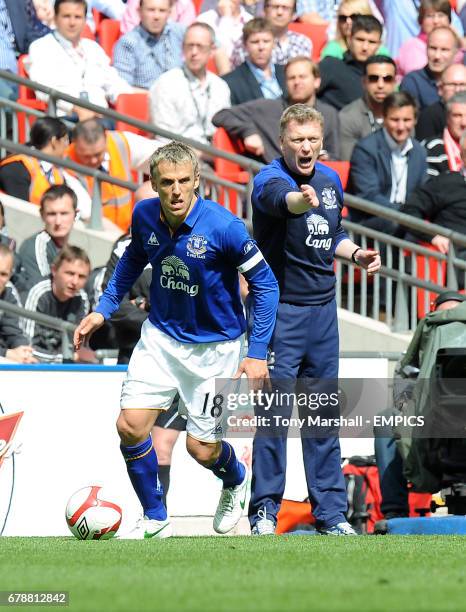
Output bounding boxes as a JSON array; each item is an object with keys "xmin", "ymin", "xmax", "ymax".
[{"xmin": 433, "ymin": 291, "xmax": 466, "ymax": 309}]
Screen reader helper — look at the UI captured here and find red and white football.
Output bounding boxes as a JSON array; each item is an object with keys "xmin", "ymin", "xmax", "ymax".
[{"xmin": 65, "ymin": 486, "xmax": 122, "ymax": 540}]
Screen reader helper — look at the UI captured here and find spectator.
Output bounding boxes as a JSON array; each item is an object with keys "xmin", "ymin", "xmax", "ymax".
[
  {"xmin": 16, "ymin": 184, "xmax": 77, "ymax": 294},
  {"xmin": 321, "ymin": 0, "xmax": 389, "ymax": 60},
  {"xmin": 66, "ymin": 119, "xmax": 157, "ymax": 231},
  {"xmin": 339, "ymin": 55, "xmax": 397, "ymax": 160},
  {"xmin": 197, "ymin": 0, "xmax": 253, "ymax": 60},
  {"xmin": 223, "ymin": 18, "xmax": 286, "ymax": 105},
  {"xmin": 396, "ymin": 0, "xmax": 451, "ymax": 78},
  {"xmin": 28, "ymin": 0, "xmax": 133, "ymax": 119},
  {"xmin": 402, "ymin": 131, "xmax": 466, "ymax": 259},
  {"xmin": 400, "ymin": 26, "xmax": 460, "ymax": 109},
  {"xmin": 0, "ymin": 0, "xmax": 50, "ymax": 101},
  {"xmin": 423, "ymin": 91, "xmax": 466, "ymax": 176},
  {"xmin": 349, "ymin": 91, "xmax": 427, "ymax": 233},
  {"xmin": 213, "ymin": 56, "xmax": 340, "ymax": 161},
  {"xmin": 318, "ymin": 14, "xmax": 383, "ymax": 111},
  {"xmin": 22, "ymin": 245, "xmax": 91, "ymax": 363},
  {"xmin": 0, "ymin": 117, "xmax": 91, "ymax": 220},
  {"xmin": 230, "ymin": 0, "xmax": 312, "ymax": 68},
  {"xmin": 149, "ymin": 23, "xmax": 230, "ymax": 144},
  {"xmin": 113, "ymin": 0, "xmax": 185, "ymax": 90},
  {"xmin": 121, "ymin": 0, "xmax": 196, "ymax": 34},
  {"xmin": 0, "ymin": 200, "xmax": 16, "ymax": 252},
  {"xmin": 32, "ymin": 0, "xmax": 55, "ymax": 28},
  {"xmin": 0, "ymin": 245, "xmax": 36, "ymax": 364},
  {"xmin": 416, "ymin": 63, "xmax": 466, "ymax": 140},
  {"xmin": 375, "ymin": 0, "xmax": 463, "ymax": 59}
]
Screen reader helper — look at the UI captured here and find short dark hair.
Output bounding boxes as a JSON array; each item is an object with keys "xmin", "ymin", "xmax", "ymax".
[
  {"xmin": 0, "ymin": 243, "xmax": 14, "ymax": 262},
  {"xmin": 73, "ymin": 118, "xmax": 106, "ymax": 145},
  {"xmin": 52, "ymin": 245, "xmax": 90, "ymax": 271},
  {"xmin": 29, "ymin": 117, "xmax": 68, "ymax": 150},
  {"xmin": 364, "ymin": 55, "xmax": 397, "ymax": 75},
  {"xmin": 242, "ymin": 18, "xmax": 274, "ymax": 43},
  {"xmin": 382, "ymin": 91, "xmax": 418, "ymax": 117},
  {"xmin": 419, "ymin": 0, "xmax": 451, "ymax": 25},
  {"xmin": 54, "ymin": 0, "xmax": 87, "ymax": 16},
  {"xmin": 264, "ymin": 0, "xmax": 297, "ymax": 10},
  {"xmin": 40, "ymin": 184, "xmax": 78, "ymax": 213},
  {"xmin": 351, "ymin": 14, "xmax": 383, "ymax": 37}
]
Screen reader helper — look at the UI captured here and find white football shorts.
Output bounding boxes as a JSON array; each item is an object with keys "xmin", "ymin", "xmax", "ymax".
[{"xmin": 120, "ymin": 319, "xmax": 244, "ymax": 442}]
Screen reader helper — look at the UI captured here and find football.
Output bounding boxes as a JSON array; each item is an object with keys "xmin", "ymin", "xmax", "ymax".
[{"xmin": 65, "ymin": 486, "xmax": 122, "ymax": 540}]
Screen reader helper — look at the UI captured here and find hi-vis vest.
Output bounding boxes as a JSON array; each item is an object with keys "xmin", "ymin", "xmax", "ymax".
[
  {"xmin": 66, "ymin": 131, "xmax": 134, "ymax": 231},
  {"xmin": 0, "ymin": 155, "xmax": 64, "ymax": 205}
]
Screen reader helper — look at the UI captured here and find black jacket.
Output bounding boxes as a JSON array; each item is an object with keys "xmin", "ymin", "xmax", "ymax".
[
  {"xmin": 402, "ymin": 171, "xmax": 466, "ymax": 243},
  {"xmin": 0, "ymin": 283, "xmax": 29, "ymax": 357},
  {"xmin": 318, "ymin": 52, "xmax": 366, "ymax": 111},
  {"xmin": 222, "ymin": 62, "xmax": 286, "ymax": 106}
]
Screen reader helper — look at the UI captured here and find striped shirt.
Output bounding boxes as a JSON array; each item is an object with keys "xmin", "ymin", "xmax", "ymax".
[
  {"xmin": 0, "ymin": 0, "xmax": 17, "ymax": 73},
  {"xmin": 231, "ymin": 31, "xmax": 312, "ymax": 69},
  {"xmin": 113, "ymin": 23, "xmax": 185, "ymax": 89}
]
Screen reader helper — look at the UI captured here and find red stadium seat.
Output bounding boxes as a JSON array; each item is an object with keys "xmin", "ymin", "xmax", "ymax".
[
  {"xmin": 206, "ymin": 55, "xmax": 218, "ymax": 74},
  {"xmin": 320, "ymin": 160, "xmax": 350, "ymax": 191},
  {"xmin": 115, "ymin": 92, "xmax": 150, "ymax": 136},
  {"xmin": 412, "ymin": 242, "xmax": 447, "ymax": 319},
  {"xmin": 97, "ymin": 19, "xmax": 121, "ymax": 61},
  {"xmin": 288, "ymin": 22, "xmax": 328, "ymax": 62},
  {"xmin": 81, "ymin": 23, "xmax": 96, "ymax": 40},
  {"xmin": 92, "ymin": 8, "xmax": 105, "ymax": 30},
  {"xmin": 212, "ymin": 128, "xmax": 250, "ymax": 216},
  {"xmin": 16, "ymin": 55, "xmax": 47, "ymax": 143},
  {"xmin": 193, "ymin": 0, "xmax": 203, "ymax": 14}
]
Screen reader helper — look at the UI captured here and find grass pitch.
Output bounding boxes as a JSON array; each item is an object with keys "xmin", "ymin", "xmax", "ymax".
[{"xmin": 0, "ymin": 536, "xmax": 465, "ymax": 611}]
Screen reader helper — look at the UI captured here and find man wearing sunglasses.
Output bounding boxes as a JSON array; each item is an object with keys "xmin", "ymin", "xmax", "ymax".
[{"xmin": 340, "ymin": 54, "xmax": 397, "ymax": 160}]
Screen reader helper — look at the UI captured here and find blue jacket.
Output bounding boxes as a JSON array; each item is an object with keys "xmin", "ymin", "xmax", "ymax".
[{"xmin": 348, "ymin": 128, "xmax": 427, "ymax": 224}]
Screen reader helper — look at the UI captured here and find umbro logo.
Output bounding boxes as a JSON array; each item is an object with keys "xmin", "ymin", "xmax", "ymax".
[{"xmin": 147, "ymin": 232, "xmax": 159, "ymax": 246}]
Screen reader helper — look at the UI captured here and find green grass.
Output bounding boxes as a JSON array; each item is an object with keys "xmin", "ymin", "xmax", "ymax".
[{"xmin": 0, "ymin": 536, "xmax": 465, "ymax": 611}]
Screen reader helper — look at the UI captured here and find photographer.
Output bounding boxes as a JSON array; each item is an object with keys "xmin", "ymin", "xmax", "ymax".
[{"xmin": 375, "ymin": 291, "xmax": 466, "ymax": 522}]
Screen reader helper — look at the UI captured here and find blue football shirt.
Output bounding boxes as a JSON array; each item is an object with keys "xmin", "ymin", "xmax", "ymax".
[{"xmin": 96, "ymin": 196, "xmax": 279, "ymax": 359}]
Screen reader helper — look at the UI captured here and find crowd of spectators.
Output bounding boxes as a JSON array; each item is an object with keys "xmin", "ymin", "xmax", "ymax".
[{"xmin": 2, "ymin": 0, "xmax": 466, "ymax": 363}]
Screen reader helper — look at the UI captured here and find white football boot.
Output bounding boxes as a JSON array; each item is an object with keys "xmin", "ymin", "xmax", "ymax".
[{"xmin": 213, "ymin": 462, "xmax": 248, "ymax": 534}]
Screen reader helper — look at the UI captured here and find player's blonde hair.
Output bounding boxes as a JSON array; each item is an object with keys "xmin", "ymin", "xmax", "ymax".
[
  {"xmin": 279, "ymin": 104, "xmax": 324, "ymax": 140},
  {"xmin": 150, "ymin": 141, "xmax": 200, "ymax": 179}
]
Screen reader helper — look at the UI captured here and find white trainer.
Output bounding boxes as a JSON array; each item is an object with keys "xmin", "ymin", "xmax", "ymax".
[
  {"xmin": 213, "ymin": 463, "xmax": 248, "ymax": 534},
  {"xmin": 251, "ymin": 518, "xmax": 276, "ymax": 536},
  {"xmin": 120, "ymin": 516, "xmax": 172, "ymax": 540},
  {"xmin": 317, "ymin": 521, "xmax": 357, "ymax": 536}
]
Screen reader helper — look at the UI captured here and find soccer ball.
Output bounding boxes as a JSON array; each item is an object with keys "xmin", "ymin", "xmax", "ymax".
[{"xmin": 65, "ymin": 486, "xmax": 122, "ymax": 540}]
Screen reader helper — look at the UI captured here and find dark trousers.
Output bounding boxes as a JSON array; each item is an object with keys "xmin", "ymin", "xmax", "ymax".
[
  {"xmin": 248, "ymin": 300, "xmax": 347, "ymax": 530},
  {"xmin": 374, "ymin": 434, "xmax": 409, "ymax": 517}
]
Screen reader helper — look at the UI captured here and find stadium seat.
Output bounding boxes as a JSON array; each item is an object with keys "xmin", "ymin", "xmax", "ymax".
[
  {"xmin": 288, "ymin": 22, "xmax": 328, "ymax": 62},
  {"xmin": 206, "ymin": 55, "xmax": 218, "ymax": 74},
  {"xmin": 81, "ymin": 23, "xmax": 96, "ymax": 40},
  {"xmin": 212, "ymin": 128, "xmax": 250, "ymax": 216},
  {"xmin": 410, "ymin": 242, "xmax": 447, "ymax": 319},
  {"xmin": 97, "ymin": 19, "xmax": 121, "ymax": 61},
  {"xmin": 320, "ymin": 160, "xmax": 350, "ymax": 191},
  {"xmin": 193, "ymin": 0, "xmax": 203, "ymax": 14},
  {"xmin": 115, "ymin": 92, "xmax": 150, "ymax": 137},
  {"xmin": 17, "ymin": 55, "xmax": 47, "ymax": 143},
  {"xmin": 92, "ymin": 8, "xmax": 105, "ymax": 30}
]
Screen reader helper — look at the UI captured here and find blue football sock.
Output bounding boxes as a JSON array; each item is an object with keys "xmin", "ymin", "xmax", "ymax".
[
  {"xmin": 209, "ymin": 441, "xmax": 245, "ymax": 488},
  {"xmin": 120, "ymin": 436, "xmax": 167, "ymax": 521}
]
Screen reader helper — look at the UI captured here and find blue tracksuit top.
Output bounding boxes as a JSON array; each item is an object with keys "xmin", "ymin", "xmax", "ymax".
[
  {"xmin": 96, "ymin": 196, "xmax": 279, "ymax": 359},
  {"xmin": 252, "ymin": 158, "xmax": 349, "ymax": 305}
]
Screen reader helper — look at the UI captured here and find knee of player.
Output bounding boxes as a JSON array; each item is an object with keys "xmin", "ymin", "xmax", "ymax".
[
  {"xmin": 116, "ymin": 411, "xmax": 149, "ymax": 444},
  {"xmin": 186, "ymin": 436, "xmax": 218, "ymax": 466}
]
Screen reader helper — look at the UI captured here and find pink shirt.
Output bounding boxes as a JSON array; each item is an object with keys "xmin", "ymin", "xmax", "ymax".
[
  {"xmin": 396, "ymin": 34, "xmax": 427, "ymax": 78},
  {"xmin": 120, "ymin": 0, "xmax": 196, "ymax": 34}
]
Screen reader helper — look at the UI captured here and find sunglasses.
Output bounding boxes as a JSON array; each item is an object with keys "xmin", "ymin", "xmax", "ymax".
[
  {"xmin": 366, "ymin": 74, "xmax": 395, "ymax": 83},
  {"xmin": 337, "ymin": 13, "xmax": 361, "ymax": 22}
]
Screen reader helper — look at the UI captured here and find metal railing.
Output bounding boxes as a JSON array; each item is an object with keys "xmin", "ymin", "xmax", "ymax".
[
  {"xmin": 1, "ymin": 70, "xmax": 466, "ymax": 331},
  {"xmin": 0, "ymin": 299, "xmax": 75, "ymax": 360}
]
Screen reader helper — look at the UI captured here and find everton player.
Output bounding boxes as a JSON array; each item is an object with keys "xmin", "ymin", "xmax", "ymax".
[{"xmin": 74, "ymin": 141, "xmax": 279, "ymax": 538}]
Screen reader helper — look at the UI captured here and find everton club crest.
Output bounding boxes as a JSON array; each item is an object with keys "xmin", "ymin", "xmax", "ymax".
[
  {"xmin": 322, "ymin": 186, "xmax": 337, "ymax": 209},
  {"xmin": 187, "ymin": 234, "xmax": 207, "ymax": 259}
]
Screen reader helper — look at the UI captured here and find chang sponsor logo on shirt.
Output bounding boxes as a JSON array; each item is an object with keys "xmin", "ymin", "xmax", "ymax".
[
  {"xmin": 305, "ymin": 214, "xmax": 332, "ymax": 250},
  {"xmin": 160, "ymin": 256, "xmax": 199, "ymax": 297}
]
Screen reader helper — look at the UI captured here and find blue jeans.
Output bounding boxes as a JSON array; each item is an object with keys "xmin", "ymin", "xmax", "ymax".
[{"xmin": 374, "ymin": 431, "xmax": 409, "ymax": 517}]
